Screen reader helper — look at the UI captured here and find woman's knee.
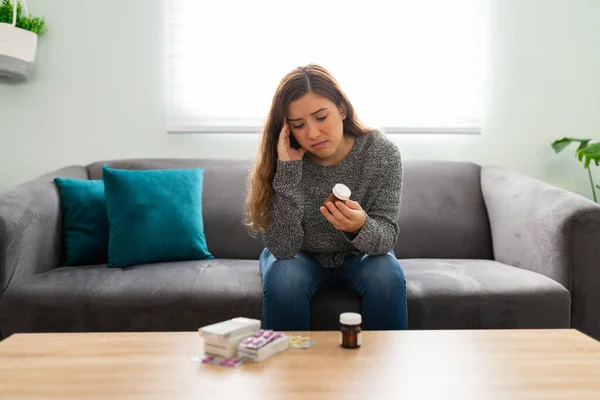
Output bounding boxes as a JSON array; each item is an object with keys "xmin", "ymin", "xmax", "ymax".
[
  {"xmin": 361, "ymin": 253, "xmax": 406, "ymax": 293},
  {"xmin": 260, "ymin": 250, "xmax": 321, "ymax": 299}
]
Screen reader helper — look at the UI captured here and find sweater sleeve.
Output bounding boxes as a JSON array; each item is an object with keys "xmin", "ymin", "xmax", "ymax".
[
  {"xmin": 262, "ymin": 160, "xmax": 305, "ymax": 259},
  {"xmin": 345, "ymin": 146, "xmax": 403, "ymax": 255}
]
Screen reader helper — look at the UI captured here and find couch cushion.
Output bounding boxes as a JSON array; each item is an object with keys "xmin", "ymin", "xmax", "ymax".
[
  {"xmin": 53, "ymin": 178, "xmax": 109, "ymax": 266},
  {"xmin": 311, "ymin": 258, "xmax": 570, "ymax": 330},
  {"xmin": 0, "ymin": 258, "xmax": 570, "ymax": 335},
  {"xmin": 0, "ymin": 260, "xmax": 263, "ymax": 336},
  {"xmin": 395, "ymin": 160, "xmax": 493, "ymax": 259},
  {"xmin": 101, "ymin": 165, "xmax": 213, "ymax": 267}
]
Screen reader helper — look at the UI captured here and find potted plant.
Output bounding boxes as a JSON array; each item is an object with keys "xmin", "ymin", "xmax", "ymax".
[
  {"xmin": 551, "ymin": 137, "xmax": 600, "ymax": 203},
  {"xmin": 0, "ymin": 0, "xmax": 46, "ymax": 81}
]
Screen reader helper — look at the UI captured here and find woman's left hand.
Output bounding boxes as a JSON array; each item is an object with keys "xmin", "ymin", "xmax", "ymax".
[{"xmin": 320, "ymin": 200, "xmax": 366, "ymax": 233}]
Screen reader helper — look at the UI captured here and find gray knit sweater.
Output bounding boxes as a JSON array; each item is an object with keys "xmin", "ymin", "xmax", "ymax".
[{"xmin": 263, "ymin": 129, "xmax": 403, "ymax": 268}]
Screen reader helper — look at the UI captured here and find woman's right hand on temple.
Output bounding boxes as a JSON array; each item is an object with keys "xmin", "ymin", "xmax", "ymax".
[{"xmin": 277, "ymin": 118, "xmax": 306, "ymax": 161}]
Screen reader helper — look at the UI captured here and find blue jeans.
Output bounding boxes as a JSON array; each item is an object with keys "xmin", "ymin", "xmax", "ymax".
[{"xmin": 259, "ymin": 248, "xmax": 408, "ymax": 331}]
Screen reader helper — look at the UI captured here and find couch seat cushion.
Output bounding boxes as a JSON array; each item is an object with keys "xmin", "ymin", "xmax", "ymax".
[
  {"xmin": 311, "ymin": 259, "xmax": 571, "ymax": 330},
  {"xmin": 0, "ymin": 260, "xmax": 263, "ymax": 336}
]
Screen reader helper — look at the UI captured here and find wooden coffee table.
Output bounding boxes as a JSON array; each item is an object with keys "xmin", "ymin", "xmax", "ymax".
[{"xmin": 0, "ymin": 329, "xmax": 599, "ymax": 399}]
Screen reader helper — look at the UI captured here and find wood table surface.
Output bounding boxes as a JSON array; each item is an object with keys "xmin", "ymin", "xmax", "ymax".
[{"xmin": 0, "ymin": 329, "xmax": 599, "ymax": 399}]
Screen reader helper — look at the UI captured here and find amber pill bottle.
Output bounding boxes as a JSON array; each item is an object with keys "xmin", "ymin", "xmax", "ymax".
[
  {"xmin": 339, "ymin": 312, "xmax": 362, "ymax": 349},
  {"xmin": 324, "ymin": 183, "xmax": 351, "ymax": 206}
]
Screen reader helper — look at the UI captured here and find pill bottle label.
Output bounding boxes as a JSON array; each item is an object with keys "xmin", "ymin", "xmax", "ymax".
[{"xmin": 357, "ymin": 332, "xmax": 362, "ymax": 346}]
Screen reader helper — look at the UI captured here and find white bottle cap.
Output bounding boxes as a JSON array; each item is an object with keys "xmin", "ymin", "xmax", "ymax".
[
  {"xmin": 332, "ymin": 184, "xmax": 351, "ymax": 201},
  {"xmin": 340, "ymin": 312, "xmax": 362, "ymax": 325}
]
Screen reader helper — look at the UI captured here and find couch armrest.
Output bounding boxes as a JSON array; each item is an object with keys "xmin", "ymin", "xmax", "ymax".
[
  {"xmin": 0, "ymin": 166, "xmax": 89, "ymax": 295},
  {"xmin": 481, "ymin": 166, "xmax": 600, "ymax": 340}
]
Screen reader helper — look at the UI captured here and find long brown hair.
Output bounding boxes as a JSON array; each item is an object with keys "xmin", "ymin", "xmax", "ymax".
[{"xmin": 244, "ymin": 64, "xmax": 370, "ymax": 235}]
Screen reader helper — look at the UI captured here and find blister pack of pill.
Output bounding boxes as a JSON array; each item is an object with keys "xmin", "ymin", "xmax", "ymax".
[
  {"xmin": 237, "ymin": 330, "xmax": 289, "ymax": 362},
  {"xmin": 238, "ymin": 329, "xmax": 283, "ymax": 349},
  {"xmin": 288, "ymin": 335, "xmax": 316, "ymax": 349},
  {"xmin": 191, "ymin": 354, "xmax": 244, "ymax": 368}
]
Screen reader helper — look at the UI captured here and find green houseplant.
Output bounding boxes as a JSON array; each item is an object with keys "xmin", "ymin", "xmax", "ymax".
[
  {"xmin": 551, "ymin": 137, "xmax": 600, "ymax": 203},
  {"xmin": 0, "ymin": 0, "xmax": 46, "ymax": 35},
  {"xmin": 0, "ymin": 0, "xmax": 46, "ymax": 81}
]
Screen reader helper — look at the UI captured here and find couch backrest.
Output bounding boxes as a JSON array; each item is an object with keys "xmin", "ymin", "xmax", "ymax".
[
  {"xmin": 87, "ymin": 158, "xmax": 264, "ymax": 260},
  {"xmin": 87, "ymin": 158, "xmax": 493, "ymax": 260},
  {"xmin": 394, "ymin": 160, "xmax": 493, "ymax": 260}
]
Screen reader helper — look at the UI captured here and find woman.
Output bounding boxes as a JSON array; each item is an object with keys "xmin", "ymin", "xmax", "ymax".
[{"xmin": 244, "ymin": 64, "xmax": 407, "ymax": 331}]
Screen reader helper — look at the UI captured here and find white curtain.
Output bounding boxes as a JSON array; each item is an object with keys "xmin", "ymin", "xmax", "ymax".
[{"xmin": 168, "ymin": 0, "xmax": 485, "ymax": 133}]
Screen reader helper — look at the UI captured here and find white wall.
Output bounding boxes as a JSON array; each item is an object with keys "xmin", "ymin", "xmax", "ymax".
[{"xmin": 1, "ymin": 0, "xmax": 599, "ymax": 199}]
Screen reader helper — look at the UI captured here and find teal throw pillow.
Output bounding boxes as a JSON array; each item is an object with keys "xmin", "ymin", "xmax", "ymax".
[
  {"xmin": 54, "ymin": 178, "xmax": 109, "ymax": 266},
  {"xmin": 101, "ymin": 165, "xmax": 213, "ymax": 268}
]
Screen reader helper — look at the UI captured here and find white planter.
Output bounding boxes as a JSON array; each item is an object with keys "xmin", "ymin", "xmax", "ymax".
[{"xmin": 0, "ymin": 22, "xmax": 38, "ymax": 81}]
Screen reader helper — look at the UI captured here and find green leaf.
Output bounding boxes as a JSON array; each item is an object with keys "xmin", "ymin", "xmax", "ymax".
[
  {"xmin": 551, "ymin": 137, "xmax": 592, "ymax": 153},
  {"xmin": 577, "ymin": 143, "xmax": 600, "ymax": 169}
]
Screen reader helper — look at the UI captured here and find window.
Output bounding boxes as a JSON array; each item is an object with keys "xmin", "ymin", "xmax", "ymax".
[{"xmin": 168, "ymin": 0, "xmax": 485, "ymax": 133}]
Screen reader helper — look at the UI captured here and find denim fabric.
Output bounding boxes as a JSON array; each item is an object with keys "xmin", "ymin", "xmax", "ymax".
[{"xmin": 259, "ymin": 248, "xmax": 408, "ymax": 331}]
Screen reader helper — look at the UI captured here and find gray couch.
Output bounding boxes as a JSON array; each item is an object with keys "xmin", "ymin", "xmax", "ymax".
[{"xmin": 1, "ymin": 159, "xmax": 599, "ymax": 341}]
